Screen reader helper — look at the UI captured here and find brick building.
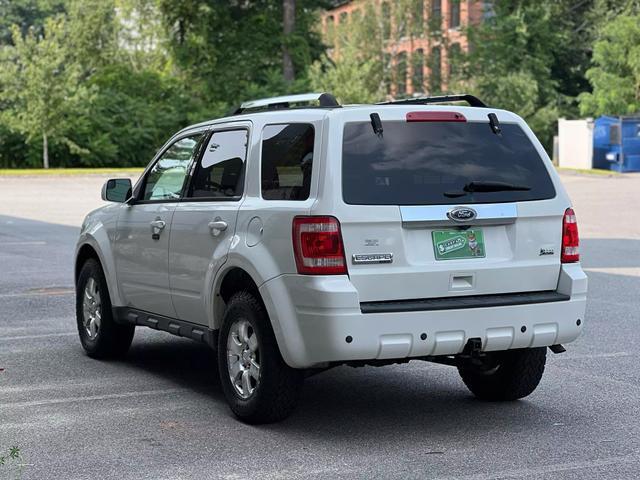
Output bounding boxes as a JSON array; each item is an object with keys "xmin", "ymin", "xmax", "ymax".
[{"xmin": 321, "ymin": 1, "xmax": 486, "ymax": 97}]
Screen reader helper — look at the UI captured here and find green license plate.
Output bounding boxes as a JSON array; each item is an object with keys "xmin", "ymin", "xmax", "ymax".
[{"xmin": 432, "ymin": 229, "xmax": 486, "ymax": 260}]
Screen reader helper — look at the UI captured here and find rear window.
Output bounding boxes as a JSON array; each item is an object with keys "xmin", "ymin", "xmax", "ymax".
[{"xmin": 342, "ymin": 121, "xmax": 556, "ymax": 205}]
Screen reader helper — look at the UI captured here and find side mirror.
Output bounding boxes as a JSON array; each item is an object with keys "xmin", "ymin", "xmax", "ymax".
[{"xmin": 101, "ymin": 178, "xmax": 132, "ymax": 203}]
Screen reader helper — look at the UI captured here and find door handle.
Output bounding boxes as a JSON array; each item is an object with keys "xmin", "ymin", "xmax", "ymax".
[
  {"xmin": 150, "ymin": 219, "xmax": 166, "ymax": 240},
  {"xmin": 150, "ymin": 219, "xmax": 166, "ymax": 230},
  {"xmin": 208, "ymin": 219, "xmax": 228, "ymax": 236}
]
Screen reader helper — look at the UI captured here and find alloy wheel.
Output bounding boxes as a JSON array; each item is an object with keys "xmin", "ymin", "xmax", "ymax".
[
  {"xmin": 82, "ymin": 277, "xmax": 102, "ymax": 340},
  {"xmin": 227, "ymin": 319, "xmax": 261, "ymax": 399}
]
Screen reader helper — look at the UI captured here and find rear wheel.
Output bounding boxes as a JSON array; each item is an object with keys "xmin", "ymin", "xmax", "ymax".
[
  {"xmin": 457, "ymin": 347, "xmax": 546, "ymax": 401},
  {"xmin": 76, "ymin": 258, "xmax": 134, "ymax": 359},
  {"xmin": 218, "ymin": 291, "xmax": 303, "ymax": 424}
]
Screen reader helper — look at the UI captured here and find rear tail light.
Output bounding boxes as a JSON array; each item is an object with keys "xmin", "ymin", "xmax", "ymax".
[
  {"xmin": 292, "ymin": 216, "xmax": 347, "ymax": 275},
  {"xmin": 561, "ymin": 208, "xmax": 580, "ymax": 263}
]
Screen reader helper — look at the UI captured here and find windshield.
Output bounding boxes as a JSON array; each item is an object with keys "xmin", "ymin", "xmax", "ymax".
[{"xmin": 342, "ymin": 121, "xmax": 556, "ymax": 205}]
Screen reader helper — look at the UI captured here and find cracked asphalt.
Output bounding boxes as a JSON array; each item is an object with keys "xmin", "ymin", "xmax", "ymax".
[{"xmin": 0, "ymin": 172, "xmax": 639, "ymax": 480}]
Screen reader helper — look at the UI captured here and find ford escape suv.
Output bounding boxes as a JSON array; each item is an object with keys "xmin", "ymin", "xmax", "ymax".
[{"xmin": 75, "ymin": 93, "xmax": 587, "ymax": 423}]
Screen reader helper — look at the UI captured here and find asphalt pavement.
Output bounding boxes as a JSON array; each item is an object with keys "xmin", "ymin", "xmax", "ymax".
[{"xmin": 1, "ymin": 172, "xmax": 639, "ymax": 480}]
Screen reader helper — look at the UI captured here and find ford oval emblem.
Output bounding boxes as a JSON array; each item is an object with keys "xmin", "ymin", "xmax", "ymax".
[{"xmin": 447, "ymin": 206, "xmax": 477, "ymax": 222}]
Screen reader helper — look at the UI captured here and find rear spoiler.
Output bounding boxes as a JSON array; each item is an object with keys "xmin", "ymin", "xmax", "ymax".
[{"xmin": 377, "ymin": 94, "xmax": 488, "ymax": 108}]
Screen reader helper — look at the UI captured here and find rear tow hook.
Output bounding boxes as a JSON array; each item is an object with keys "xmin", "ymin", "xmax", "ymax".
[
  {"xmin": 549, "ymin": 344, "xmax": 566, "ymax": 354},
  {"xmin": 460, "ymin": 338, "xmax": 485, "ymax": 366}
]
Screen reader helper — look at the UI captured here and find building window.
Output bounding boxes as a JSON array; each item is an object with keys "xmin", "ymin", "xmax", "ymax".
[
  {"xmin": 397, "ymin": 5, "xmax": 407, "ymax": 38},
  {"xmin": 381, "ymin": 3, "xmax": 391, "ymax": 40},
  {"xmin": 412, "ymin": 0, "xmax": 424, "ymax": 36},
  {"xmin": 448, "ymin": 42, "xmax": 462, "ymax": 78},
  {"xmin": 383, "ymin": 52, "xmax": 392, "ymax": 94},
  {"xmin": 412, "ymin": 49, "xmax": 424, "ymax": 93},
  {"xmin": 430, "ymin": 0, "xmax": 442, "ymax": 32},
  {"xmin": 450, "ymin": 0, "xmax": 461, "ymax": 29},
  {"xmin": 396, "ymin": 51, "xmax": 408, "ymax": 96},
  {"xmin": 428, "ymin": 46, "xmax": 441, "ymax": 93},
  {"xmin": 339, "ymin": 11, "xmax": 348, "ymax": 25}
]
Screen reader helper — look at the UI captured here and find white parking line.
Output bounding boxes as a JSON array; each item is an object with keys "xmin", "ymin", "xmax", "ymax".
[
  {"xmin": 0, "ymin": 241, "xmax": 47, "ymax": 246},
  {"xmin": 3, "ymin": 388, "xmax": 187, "ymax": 408},
  {"xmin": 585, "ymin": 267, "xmax": 640, "ymax": 277},
  {"xmin": 0, "ymin": 290, "xmax": 74, "ymax": 298},
  {"xmin": 552, "ymin": 351, "xmax": 632, "ymax": 360},
  {"xmin": 0, "ymin": 332, "xmax": 77, "ymax": 341}
]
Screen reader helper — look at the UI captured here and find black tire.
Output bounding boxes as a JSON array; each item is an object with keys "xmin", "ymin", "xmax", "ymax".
[
  {"xmin": 217, "ymin": 291, "xmax": 303, "ymax": 424},
  {"xmin": 76, "ymin": 258, "xmax": 134, "ymax": 359},
  {"xmin": 457, "ymin": 347, "xmax": 546, "ymax": 401}
]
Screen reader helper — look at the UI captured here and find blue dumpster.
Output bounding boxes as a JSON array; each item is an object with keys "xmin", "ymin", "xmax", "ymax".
[{"xmin": 593, "ymin": 115, "xmax": 640, "ymax": 172}]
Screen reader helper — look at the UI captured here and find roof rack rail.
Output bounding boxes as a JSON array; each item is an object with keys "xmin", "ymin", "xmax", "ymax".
[
  {"xmin": 232, "ymin": 92, "xmax": 340, "ymax": 115},
  {"xmin": 377, "ymin": 94, "xmax": 488, "ymax": 108}
]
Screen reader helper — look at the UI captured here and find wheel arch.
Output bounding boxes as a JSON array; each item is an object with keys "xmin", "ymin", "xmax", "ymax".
[
  {"xmin": 75, "ymin": 244, "xmax": 100, "ymax": 284},
  {"xmin": 214, "ymin": 266, "xmax": 265, "ymax": 330},
  {"xmin": 75, "ymin": 236, "xmax": 123, "ymax": 306}
]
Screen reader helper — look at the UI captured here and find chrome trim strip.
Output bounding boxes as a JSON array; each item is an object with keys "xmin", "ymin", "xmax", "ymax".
[{"xmin": 400, "ymin": 203, "xmax": 518, "ymax": 228}]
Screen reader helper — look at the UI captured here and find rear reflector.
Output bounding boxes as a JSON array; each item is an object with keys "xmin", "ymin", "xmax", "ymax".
[
  {"xmin": 561, "ymin": 208, "xmax": 580, "ymax": 263},
  {"xmin": 292, "ymin": 216, "xmax": 347, "ymax": 275},
  {"xmin": 406, "ymin": 111, "xmax": 467, "ymax": 122}
]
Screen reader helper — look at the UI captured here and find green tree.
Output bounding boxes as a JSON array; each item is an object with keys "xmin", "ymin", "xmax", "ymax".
[
  {"xmin": 0, "ymin": 16, "xmax": 91, "ymax": 168},
  {"xmin": 313, "ymin": 0, "xmax": 428, "ymax": 103},
  {"xmin": 579, "ymin": 13, "xmax": 640, "ymax": 116},
  {"xmin": 0, "ymin": 0, "xmax": 65, "ymax": 45},
  {"xmin": 157, "ymin": 0, "xmax": 326, "ymax": 109},
  {"xmin": 459, "ymin": 1, "xmax": 600, "ymax": 150},
  {"xmin": 310, "ymin": 43, "xmax": 382, "ymax": 104}
]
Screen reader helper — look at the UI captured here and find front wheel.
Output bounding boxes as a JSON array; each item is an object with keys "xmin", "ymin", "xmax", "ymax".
[
  {"xmin": 76, "ymin": 258, "xmax": 134, "ymax": 359},
  {"xmin": 457, "ymin": 347, "xmax": 546, "ymax": 401},
  {"xmin": 217, "ymin": 291, "xmax": 303, "ymax": 424}
]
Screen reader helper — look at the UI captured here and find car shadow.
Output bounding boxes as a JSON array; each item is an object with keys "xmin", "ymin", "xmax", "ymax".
[
  {"xmin": 120, "ymin": 334, "xmax": 570, "ymax": 439},
  {"xmin": 122, "ymin": 334, "xmax": 223, "ymax": 398}
]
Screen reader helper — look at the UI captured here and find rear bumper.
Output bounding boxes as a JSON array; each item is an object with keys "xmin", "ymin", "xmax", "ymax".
[{"xmin": 260, "ymin": 264, "xmax": 588, "ymax": 369}]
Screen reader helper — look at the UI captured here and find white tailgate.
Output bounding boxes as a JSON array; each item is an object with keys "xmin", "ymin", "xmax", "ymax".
[{"xmin": 340, "ymin": 201, "xmax": 563, "ymax": 303}]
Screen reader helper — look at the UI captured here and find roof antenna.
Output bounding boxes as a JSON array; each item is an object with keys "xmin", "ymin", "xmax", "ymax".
[
  {"xmin": 370, "ymin": 113, "xmax": 383, "ymax": 138},
  {"xmin": 488, "ymin": 113, "xmax": 502, "ymax": 135}
]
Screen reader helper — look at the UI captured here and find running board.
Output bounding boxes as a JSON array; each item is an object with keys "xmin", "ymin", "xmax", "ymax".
[{"xmin": 113, "ymin": 307, "xmax": 217, "ymax": 348}]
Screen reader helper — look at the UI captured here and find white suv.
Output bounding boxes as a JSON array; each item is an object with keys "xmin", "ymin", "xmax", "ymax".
[{"xmin": 75, "ymin": 93, "xmax": 587, "ymax": 423}]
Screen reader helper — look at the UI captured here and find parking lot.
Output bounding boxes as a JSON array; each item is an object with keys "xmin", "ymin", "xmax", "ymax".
[{"xmin": 1, "ymin": 171, "xmax": 639, "ymax": 479}]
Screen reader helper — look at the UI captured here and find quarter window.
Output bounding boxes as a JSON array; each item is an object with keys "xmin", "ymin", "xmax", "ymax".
[
  {"xmin": 188, "ymin": 129, "xmax": 248, "ymax": 198},
  {"xmin": 261, "ymin": 124, "xmax": 315, "ymax": 201},
  {"xmin": 142, "ymin": 135, "xmax": 203, "ymax": 201}
]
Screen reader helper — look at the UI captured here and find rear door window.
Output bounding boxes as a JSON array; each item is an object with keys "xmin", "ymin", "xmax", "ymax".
[
  {"xmin": 261, "ymin": 124, "xmax": 314, "ymax": 201},
  {"xmin": 342, "ymin": 121, "xmax": 555, "ymax": 205},
  {"xmin": 188, "ymin": 129, "xmax": 248, "ymax": 199}
]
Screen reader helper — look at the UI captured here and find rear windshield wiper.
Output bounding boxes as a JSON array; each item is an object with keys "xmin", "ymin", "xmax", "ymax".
[{"xmin": 444, "ymin": 181, "xmax": 531, "ymax": 198}]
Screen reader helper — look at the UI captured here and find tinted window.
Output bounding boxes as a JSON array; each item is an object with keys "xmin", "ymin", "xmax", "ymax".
[
  {"xmin": 188, "ymin": 129, "xmax": 247, "ymax": 199},
  {"xmin": 342, "ymin": 121, "xmax": 556, "ymax": 205},
  {"xmin": 142, "ymin": 135, "xmax": 202, "ymax": 201},
  {"xmin": 261, "ymin": 124, "xmax": 314, "ymax": 201}
]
